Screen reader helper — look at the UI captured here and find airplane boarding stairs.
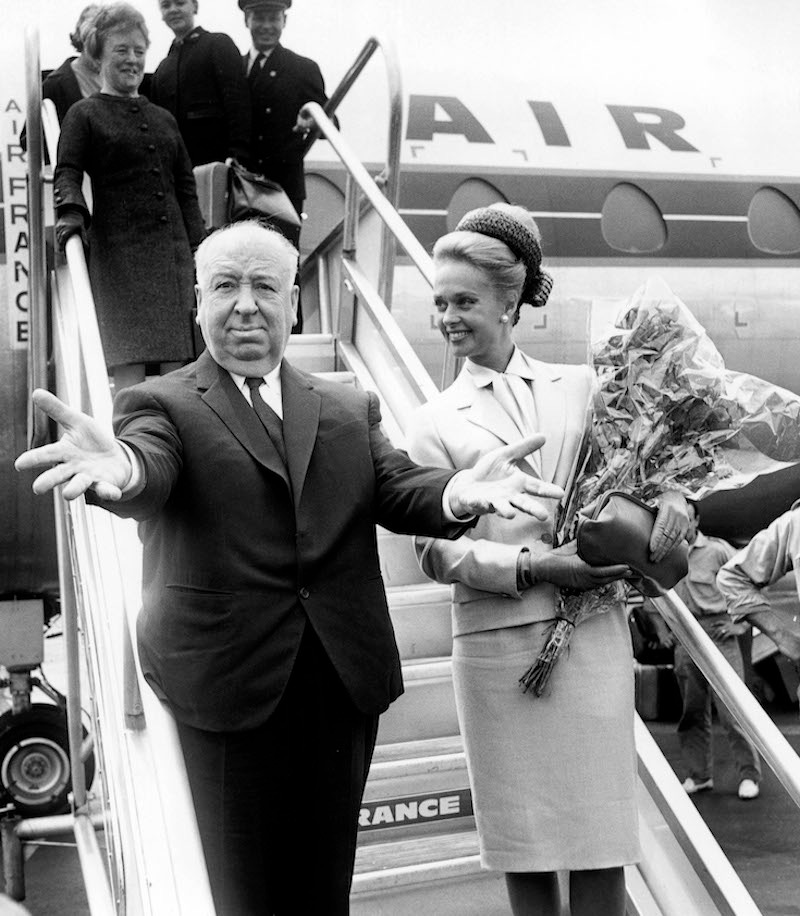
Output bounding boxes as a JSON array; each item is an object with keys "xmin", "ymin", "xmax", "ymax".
[{"xmin": 22, "ymin": 35, "xmax": 800, "ymax": 912}]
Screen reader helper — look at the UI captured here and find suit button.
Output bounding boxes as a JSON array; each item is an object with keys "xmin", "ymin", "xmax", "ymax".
[
  {"xmin": 269, "ymin": 70, "xmax": 276, "ymax": 78},
  {"xmin": 130, "ymin": 104, "xmax": 140, "ymax": 113},
  {"xmin": 265, "ymin": 107, "xmax": 271, "ymax": 114},
  {"xmin": 150, "ymin": 167, "xmax": 160, "ymax": 175},
  {"xmin": 148, "ymin": 144, "xmax": 156, "ymax": 151},
  {"xmin": 139, "ymin": 123, "xmax": 149, "ymax": 131},
  {"xmin": 159, "ymin": 215, "xmax": 168, "ymax": 223},
  {"xmin": 155, "ymin": 191, "xmax": 165, "ymax": 199},
  {"xmin": 540, "ymin": 532, "xmax": 553, "ymax": 544},
  {"xmin": 299, "ymin": 587, "xmax": 310, "ymax": 599}
]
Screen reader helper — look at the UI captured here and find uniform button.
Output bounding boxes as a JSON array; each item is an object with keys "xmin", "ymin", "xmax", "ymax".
[
  {"xmin": 258, "ymin": 134, "xmax": 263, "ymax": 140},
  {"xmin": 148, "ymin": 144, "xmax": 156, "ymax": 151},
  {"xmin": 540, "ymin": 532, "xmax": 553, "ymax": 544},
  {"xmin": 265, "ymin": 107, "xmax": 271, "ymax": 114},
  {"xmin": 299, "ymin": 587, "xmax": 310, "ymax": 599},
  {"xmin": 139, "ymin": 123, "xmax": 149, "ymax": 131},
  {"xmin": 269, "ymin": 70, "xmax": 277, "ymax": 78},
  {"xmin": 155, "ymin": 191, "xmax": 165, "ymax": 199},
  {"xmin": 159, "ymin": 215, "xmax": 168, "ymax": 223},
  {"xmin": 150, "ymin": 167, "xmax": 160, "ymax": 175},
  {"xmin": 130, "ymin": 104, "xmax": 140, "ymax": 113}
]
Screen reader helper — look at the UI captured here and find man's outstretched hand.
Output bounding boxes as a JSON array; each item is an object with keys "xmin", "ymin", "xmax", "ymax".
[
  {"xmin": 15, "ymin": 389, "xmax": 132, "ymax": 501},
  {"xmin": 447, "ymin": 434, "xmax": 564, "ymax": 520}
]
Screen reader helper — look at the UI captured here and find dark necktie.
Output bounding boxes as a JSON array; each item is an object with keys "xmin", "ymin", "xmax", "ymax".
[
  {"xmin": 245, "ymin": 377, "xmax": 286, "ymax": 464},
  {"xmin": 249, "ymin": 52, "xmax": 265, "ymax": 83}
]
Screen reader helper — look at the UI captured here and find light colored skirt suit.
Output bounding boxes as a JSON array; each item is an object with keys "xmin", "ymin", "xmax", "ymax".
[{"xmin": 406, "ymin": 352, "xmax": 639, "ymax": 872}]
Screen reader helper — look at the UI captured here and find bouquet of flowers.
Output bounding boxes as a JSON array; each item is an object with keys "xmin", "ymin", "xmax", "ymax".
[{"xmin": 520, "ymin": 277, "xmax": 800, "ymax": 697}]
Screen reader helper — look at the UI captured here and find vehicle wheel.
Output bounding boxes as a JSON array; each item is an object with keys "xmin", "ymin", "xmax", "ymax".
[{"xmin": 0, "ymin": 704, "xmax": 96, "ymax": 817}]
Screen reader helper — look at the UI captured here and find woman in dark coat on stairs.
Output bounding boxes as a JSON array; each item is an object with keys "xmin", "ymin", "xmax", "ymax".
[{"xmin": 54, "ymin": 2, "xmax": 206, "ymax": 391}]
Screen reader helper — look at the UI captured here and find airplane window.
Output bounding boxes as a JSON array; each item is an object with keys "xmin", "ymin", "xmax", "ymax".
[
  {"xmin": 447, "ymin": 179, "xmax": 508, "ymax": 230},
  {"xmin": 601, "ymin": 183, "xmax": 666, "ymax": 253},
  {"xmin": 748, "ymin": 187, "xmax": 800, "ymax": 255}
]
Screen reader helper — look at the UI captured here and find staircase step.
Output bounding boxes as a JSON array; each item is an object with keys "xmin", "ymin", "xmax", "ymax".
[
  {"xmin": 388, "ymin": 583, "xmax": 452, "ymax": 660},
  {"xmin": 284, "ymin": 332, "xmax": 336, "ymax": 373},
  {"xmin": 377, "ymin": 657, "xmax": 458, "ymax": 745},
  {"xmin": 351, "ymin": 830, "xmax": 509, "ymax": 915},
  {"xmin": 360, "ymin": 735, "xmax": 472, "ymax": 842},
  {"xmin": 313, "ymin": 370, "xmax": 357, "ymax": 386}
]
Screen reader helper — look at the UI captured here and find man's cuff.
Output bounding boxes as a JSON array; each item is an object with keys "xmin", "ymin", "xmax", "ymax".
[
  {"xmin": 118, "ymin": 441, "xmax": 145, "ymax": 498},
  {"xmin": 442, "ymin": 474, "xmax": 476, "ymax": 522}
]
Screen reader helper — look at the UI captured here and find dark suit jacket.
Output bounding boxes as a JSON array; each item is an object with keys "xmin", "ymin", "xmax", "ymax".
[
  {"xmin": 151, "ymin": 26, "xmax": 251, "ymax": 168},
  {"xmin": 20, "ymin": 57, "xmax": 83, "ymax": 153},
  {"xmin": 93, "ymin": 352, "xmax": 467, "ymax": 731},
  {"xmin": 245, "ymin": 44, "xmax": 329, "ymax": 213}
]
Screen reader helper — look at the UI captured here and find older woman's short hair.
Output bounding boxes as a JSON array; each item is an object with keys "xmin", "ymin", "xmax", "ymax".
[
  {"xmin": 84, "ymin": 2, "xmax": 151, "ymax": 59},
  {"xmin": 69, "ymin": 3, "xmax": 102, "ymax": 53}
]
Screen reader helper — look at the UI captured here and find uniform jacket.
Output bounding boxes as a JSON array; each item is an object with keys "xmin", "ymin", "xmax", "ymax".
[
  {"xmin": 151, "ymin": 26, "xmax": 251, "ymax": 168},
  {"xmin": 21, "ymin": 58, "xmax": 83, "ymax": 152},
  {"xmin": 245, "ymin": 43, "xmax": 329, "ymax": 213},
  {"xmin": 91, "ymin": 352, "xmax": 468, "ymax": 731},
  {"xmin": 406, "ymin": 353, "xmax": 595, "ymax": 636},
  {"xmin": 53, "ymin": 94, "xmax": 206, "ymax": 367},
  {"xmin": 42, "ymin": 57, "xmax": 83, "ymax": 123}
]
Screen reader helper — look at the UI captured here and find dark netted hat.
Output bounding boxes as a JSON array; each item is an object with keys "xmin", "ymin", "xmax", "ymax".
[{"xmin": 455, "ymin": 207, "xmax": 553, "ymax": 308}]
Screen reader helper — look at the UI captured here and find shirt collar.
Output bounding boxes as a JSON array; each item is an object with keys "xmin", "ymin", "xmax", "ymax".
[
  {"xmin": 173, "ymin": 25, "xmax": 202, "ymax": 48},
  {"xmin": 230, "ymin": 362, "xmax": 282, "ymax": 394},
  {"xmin": 465, "ymin": 347, "xmax": 535, "ymax": 389},
  {"xmin": 691, "ymin": 531, "xmax": 709, "ymax": 550},
  {"xmin": 249, "ymin": 46, "xmax": 275, "ymax": 64}
]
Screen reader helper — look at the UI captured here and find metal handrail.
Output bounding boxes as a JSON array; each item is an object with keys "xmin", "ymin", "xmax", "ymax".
[
  {"xmin": 303, "ymin": 35, "xmax": 404, "ymax": 305},
  {"xmin": 19, "ymin": 24, "xmax": 215, "ymax": 909},
  {"xmin": 23, "ymin": 28, "xmax": 49, "ymax": 448},
  {"xmin": 652, "ymin": 589, "xmax": 800, "ymax": 808},
  {"xmin": 301, "ymin": 103, "xmax": 433, "ymax": 285},
  {"xmin": 55, "ymin": 233, "xmax": 215, "ymax": 916}
]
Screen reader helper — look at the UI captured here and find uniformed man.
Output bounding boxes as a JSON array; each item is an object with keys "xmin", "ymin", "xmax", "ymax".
[{"xmin": 240, "ymin": 0, "xmax": 330, "ymax": 219}]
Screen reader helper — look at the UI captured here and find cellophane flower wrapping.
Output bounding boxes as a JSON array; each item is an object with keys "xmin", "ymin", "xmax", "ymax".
[{"xmin": 520, "ymin": 277, "xmax": 800, "ymax": 697}]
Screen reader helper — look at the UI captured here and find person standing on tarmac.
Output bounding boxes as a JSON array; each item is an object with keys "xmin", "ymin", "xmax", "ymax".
[
  {"xmin": 645, "ymin": 502, "xmax": 762, "ymax": 800},
  {"xmin": 151, "ymin": 0, "xmax": 252, "ymax": 168}
]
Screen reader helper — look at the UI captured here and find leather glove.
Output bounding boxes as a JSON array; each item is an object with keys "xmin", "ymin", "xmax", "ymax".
[
  {"xmin": 55, "ymin": 211, "xmax": 87, "ymax": 252},
  {"xmin": 529, "ymin": 541, "xmax": 632, "ymax": 592}
]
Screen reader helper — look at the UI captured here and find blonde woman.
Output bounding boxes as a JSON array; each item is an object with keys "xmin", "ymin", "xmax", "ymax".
[{"xmin": 407, "ymin": 204, "xmax": 689, "ymax": 916}]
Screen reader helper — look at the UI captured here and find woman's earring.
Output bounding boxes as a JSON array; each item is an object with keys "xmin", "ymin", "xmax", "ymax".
[{"xmin": 500, "ymin": 314, "xmax": 509, "ymax": 323}]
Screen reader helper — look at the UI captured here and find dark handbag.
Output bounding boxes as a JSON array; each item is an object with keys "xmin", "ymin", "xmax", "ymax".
[
  {"xmin": 577, "ymin": 491, "xmax": 689, "ymax": 594},
  {"xmin": 227, "ymin": 162, "xmax": 302, "ymax": 245}
]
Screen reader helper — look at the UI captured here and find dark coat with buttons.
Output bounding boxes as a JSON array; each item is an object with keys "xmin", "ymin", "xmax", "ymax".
[
  {"xmin": 88, "ymin": 351, "xmax": 470, "ymax": 730},
  {"xmin": 245, "ymin": 43, "xmax": 329, "ymax": 214},
  {"xmin": 54, "ymin": 93, "xmax": 206, "ymax": 368},
  {"xmin": 151, "ymin": 26, "xmax": 251, "ymax": 168}
]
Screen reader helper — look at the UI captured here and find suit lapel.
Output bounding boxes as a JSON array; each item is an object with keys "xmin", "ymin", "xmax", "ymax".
[
  {"xmin": 527, "ymin": 357, "xmax": 568, "ymax": 485},
  {"xmin": 250, "ymin": 43, "xmax": 284, "ymax": 85},
  {"xmin": 452, "ymin": 369, "xmax": 541, "ymax": 478},
  {"xmin": 197, "ymin": 352, "xmax": 290, "ymax": 487},
  {"xmin": 280, "ymin": 361, "xmax": 320, "ymax": 504}
]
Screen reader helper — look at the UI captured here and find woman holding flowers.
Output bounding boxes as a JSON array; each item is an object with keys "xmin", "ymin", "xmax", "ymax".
[{"xmin": 406, "ymin": 204, "xmax": 689, "ymax": 916}]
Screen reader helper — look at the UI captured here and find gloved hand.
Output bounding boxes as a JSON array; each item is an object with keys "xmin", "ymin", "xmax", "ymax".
[
  {"xmin": 530, "ymin": 540, "xmax": 632, "ymax": 592},
  {"xmin": 55, "ymin": 211, "xmax": 87, "ymax": 252}
]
